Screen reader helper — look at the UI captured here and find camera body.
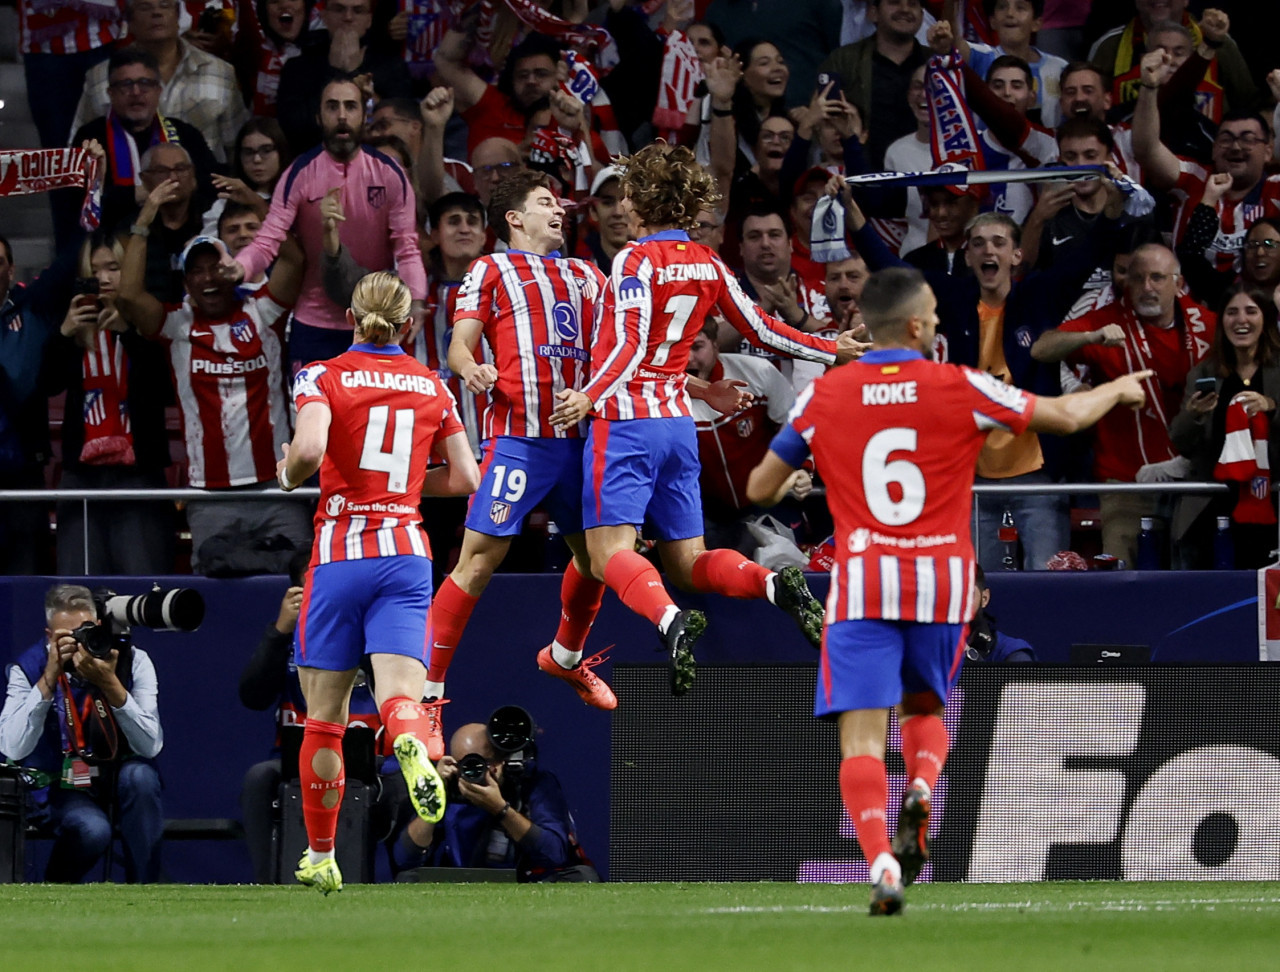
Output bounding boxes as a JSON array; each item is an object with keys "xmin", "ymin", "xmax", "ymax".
[{"xmin": 453, "ymin": 705, "xmax": 538, "ymax": 795}]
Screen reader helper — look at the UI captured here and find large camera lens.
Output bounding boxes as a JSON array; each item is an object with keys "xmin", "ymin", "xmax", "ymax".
[
  {"xmin": 456, "ymin": 752, "xmax": 489, "ymax": 783},
  {"xmin": 487, "ymin": 705, "xmax": 534, "ymax": 755},
  {"xmin": 104, "ymin": 588, "xmax": 205, "ymax": 631}
]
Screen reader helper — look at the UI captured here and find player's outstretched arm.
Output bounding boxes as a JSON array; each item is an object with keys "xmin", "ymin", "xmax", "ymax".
[
  {"xmin": 1028, "ymin": 370, "xmax": 1152, "ymax": 436},
  {"xmin": 688, "ymin": 375, "xmax": 754, "ymax": 415},
  {"xmin": 423, "ymin": 431, "xmax": 481, "ymax": 497},
  {"xmin": 277, "ymin": 401, "xmax": 331, "ymax": 491}
]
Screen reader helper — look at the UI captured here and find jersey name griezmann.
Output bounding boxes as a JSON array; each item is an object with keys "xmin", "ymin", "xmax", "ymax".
[
  {"xmin": 655, "ymin": 263, "xmax": 718, "ymax": 285},
  {"xmin": 340, "ymin": 371, "xmax": 438, "ymax": 395}
]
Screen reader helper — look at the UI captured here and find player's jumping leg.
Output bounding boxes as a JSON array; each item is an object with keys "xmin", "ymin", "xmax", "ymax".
[
  {"xmin": 682, "ymin": 546, "xmax": 824, "ymax": 649},
  {"xmin": 295, "ymin": 666, "xmax": 358, "ymax": 894},
  {"xmin": 423, "ymin": 529, "xmax": 511, "ymax": 757},
  {"xmin": 837, "ymin": 707, "xmax": 903, "ymax": 915},
  {"xmin": 373, "ymin": 653, "xmax": 447, "ymax": 825},
  {"xmin": 589, "ymin": 526, "xmax": 705, "ymax": 696},
  {"xmin": 536, "ymin": 543, "xmax": 616, "ymax": 709},
  {"xmin": 894, "ymin": 692, "xmax": 949, "ymax": 886}
]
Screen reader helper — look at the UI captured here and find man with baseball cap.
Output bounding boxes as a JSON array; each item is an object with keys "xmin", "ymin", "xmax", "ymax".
[
  {"xmin": 578, "ymin": 165, "xmax": 634, "ymax": 276},
  {"xmin": 115, "ymin": 214, "xmax": 313, "ymax": 574}
]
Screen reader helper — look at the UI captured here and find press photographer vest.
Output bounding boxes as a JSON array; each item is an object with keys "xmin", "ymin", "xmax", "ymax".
[{"xmin": 14, "ymin": 639, "xmax": 137, "ymax": 780}]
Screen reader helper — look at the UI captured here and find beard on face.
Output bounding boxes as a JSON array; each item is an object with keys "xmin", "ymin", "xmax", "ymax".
[{"xmin": 323, "ymin": 120, "xmax": 362, "ymax": 157}]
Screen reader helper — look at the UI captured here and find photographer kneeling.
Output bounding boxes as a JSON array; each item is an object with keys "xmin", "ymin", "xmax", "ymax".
[
  {"xmin": 391, "ymin": 707, "xmax": 598, "ymax": 883},
  {"xmin": 0, "ymin": 585, "xmax": 163, "ymax": 882}
]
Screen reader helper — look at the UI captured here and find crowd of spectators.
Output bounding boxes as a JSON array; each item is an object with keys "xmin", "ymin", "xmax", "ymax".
[{"xmin": 2, "ymin": 0, "xmax": 1280, "ymax": 575}]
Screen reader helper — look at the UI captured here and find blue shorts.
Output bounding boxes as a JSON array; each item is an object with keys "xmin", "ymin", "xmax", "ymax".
[
  {"xmin": 295, "ymin": 557, "xmax": 433, "ymax": 671},
  {"xmin": 815, "ymin": 619, "xmax": 967, "ymax": 717},
  {"xmin": 582, "ymin": 416, "xmax": 702, "ymax": 541},
  {"xmin": 465, "ymin": 436, "xmax": 584, "ymax": 537}
]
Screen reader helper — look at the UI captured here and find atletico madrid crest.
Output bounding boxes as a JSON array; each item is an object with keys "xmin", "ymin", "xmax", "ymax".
[{"xmin": 490, "ymin": 501, "xmax": 511, "ymax": 524}]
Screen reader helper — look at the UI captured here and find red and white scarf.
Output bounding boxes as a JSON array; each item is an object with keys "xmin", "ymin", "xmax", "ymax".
[
  {"xmin": 652, "ymin": 29, "xmax": 703, "ymax": 136},
  {"xmin": 79, "ymin": 328, "xmax": 135, "ymax": 466},
  {"xmin": 927, "ymin": 51, "xmax": 984, "ymax": 172},
  {"xmin": 0, "ymin": 147, "xmax": 102, "ymax": 230},
  {"xmin": 105, "ymin": 109, "xmax": 178, "ymax": 187},
  {"xmin": 1215, "ymin": 399, "xmax": 1275, "ymax": 525}
]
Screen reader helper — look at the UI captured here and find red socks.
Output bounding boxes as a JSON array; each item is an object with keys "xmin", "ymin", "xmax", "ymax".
[
  {"xmin": 603, "ymin": 550, "xmax": 676, "ymax": 627},
  {"xmin": 690, "ymin": 549, "xmax": 771, "ymax": 599},
  {"xmin": 555, "ymin": 560, "xmax": 605, "ymax": 653},
  {"xmin": 300, "ymin": 718, "xmax": 346, "ymax": 853},
  {"xmin": 426, "ymin": 576, "xmax": 479, "ymax": 683},
  {"xmin": 839, "ymin": 755, "xmax": 892, "ymax": 865},
  {"xmin": 380, "ymin": 696, "xmax": 432, "ymax": 742},
  {"xmin": 900, "ymin": 714, "xmax": 949, "ymax": 790}
]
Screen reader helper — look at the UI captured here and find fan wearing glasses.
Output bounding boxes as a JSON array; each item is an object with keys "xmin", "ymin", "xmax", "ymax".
[
  {"xmin": 1134, "ymin": 48, "xmax": 1280, "ymax": 283},
  {"xmin": 68, "ymin": 47, "xmax": 220, "ymax": 241},
  {"xmin": 1178, "ymin": 186, "xmax": 1280, "ymax": 313}
]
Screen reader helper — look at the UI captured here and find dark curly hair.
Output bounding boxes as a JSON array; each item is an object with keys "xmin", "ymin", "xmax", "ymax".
[{"xmin": 616, "ymin": 142, "xmax": 721, "ymax": 232}]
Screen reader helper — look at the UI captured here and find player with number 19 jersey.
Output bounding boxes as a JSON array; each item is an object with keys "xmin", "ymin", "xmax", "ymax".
[{"xmin": 293, "ymin": 344, "xmax": 464, "ymax": 569}]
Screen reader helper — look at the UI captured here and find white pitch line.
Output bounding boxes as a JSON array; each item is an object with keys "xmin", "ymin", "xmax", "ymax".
[{"xmin": 700, "ymin": 897, "xmax": 1280, "ymax": 916}]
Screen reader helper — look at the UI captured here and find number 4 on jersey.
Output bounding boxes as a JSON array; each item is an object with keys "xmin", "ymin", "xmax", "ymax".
[{"xmin": 360, "ymin": 405, "xmax": 414, "ymax": 492}]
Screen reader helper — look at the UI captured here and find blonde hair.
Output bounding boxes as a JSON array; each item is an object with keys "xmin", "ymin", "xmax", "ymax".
[
  {"xmin": 78, "ymin": 232, "xmax": 125, "ymax": 278},
  {"xmin": 351, "ymin": 272, "xmax": 411, "ymax": 346},
  {"xmin": 617, "ymin": 142, "xmax": 721, "ymax": 231}
]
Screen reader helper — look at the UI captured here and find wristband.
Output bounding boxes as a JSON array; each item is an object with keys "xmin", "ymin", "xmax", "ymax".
[
  {"xmin": 711, "ymin": 106, "xmax": 733, "ymax": 118},
  {"xmin": 130, "ymin": 223, "xmax": 150, "ymax": 237},
  {"xmin": 278, "ymin": 466, "xmax": 297, "ymax": 492},
  {"xmin": 494, "ymin": 802, "xmax": 511, "ymax": 820},
  {"xmin": 1140, "ymin": 82, "xmax": 1159, "ymax": 90}
]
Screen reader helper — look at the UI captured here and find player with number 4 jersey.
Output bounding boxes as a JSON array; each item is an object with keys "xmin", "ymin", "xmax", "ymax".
[
  {"xmin": 747, "ymin": 267, "xmax": 1152, "ymax": 915},
  {"xmin": 551, "ymin": 143, "xmax": 861, "ymax": 698},
  {"xmin": 278, "ymin": 273, "xmax": 480, "ymax": 895}
]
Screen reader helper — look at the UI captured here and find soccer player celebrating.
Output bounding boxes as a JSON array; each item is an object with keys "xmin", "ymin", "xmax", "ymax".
[
  {"xmin": 550, "ymin": 142, "xmax": 860, "ymax": 695},
  {"xmin": 746, "ymin": 268, "xmax": 1151, "ymax": 914},
  {"xmin": 426, "ymin": 169, "xmax": 615, "ymax": 748},
  {"xmin": 278, "ymin": 273, "xmax": 481, "ymax": 894}
]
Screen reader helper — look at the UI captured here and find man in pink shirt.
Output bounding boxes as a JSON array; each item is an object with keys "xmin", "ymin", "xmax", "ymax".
[{"xmin": 222, "ymin": 77, "xmax": 427, "ymax": 371}]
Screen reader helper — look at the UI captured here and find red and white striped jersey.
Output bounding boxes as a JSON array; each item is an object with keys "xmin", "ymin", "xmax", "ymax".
[
  {"xmin": 294, "ymin": 344, "xmax": 464, "ymax": 567},
  {"xmin": 454, "ymin": 250, "xmax": 604, "ymax": 439},
  {"xmin": 1173, "ymin": 159, "xmax": 1280, "ymax": 275},
  {"xmin": 158, "ymin": 288, "xmax": 291, "ymax": 489},
  {"xmin": 405, "ymin": 274, "xmax": 487, "ymax": 458},
  {"xmin": 19, "ymin": 0, "xmax": 124, "ymax": 55},
  {"xmin": 776, "ymin": 349, "xmax": 1038, "ymax": 624},
  {"xmin": 582, "ymin": 231, "xmax": 838, "ymax": 421}
]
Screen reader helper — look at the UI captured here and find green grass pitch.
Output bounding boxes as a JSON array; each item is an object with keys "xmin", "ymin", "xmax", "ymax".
[{"xmin": 4, "ymin": 881, "xmax": 1278, "ymax": 970}]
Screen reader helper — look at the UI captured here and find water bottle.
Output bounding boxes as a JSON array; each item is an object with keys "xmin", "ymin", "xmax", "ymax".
[
  {"xmin": 1214, "ymin": 515, "xmax": 1235, "ymax": 569},
  {"xmin": 1136, "ymin": 516, "xmax": 1160, "ymax": 570},
  {"xmin": 998, "ymin": 509, "xmax": 1018, "ymax": 570}
]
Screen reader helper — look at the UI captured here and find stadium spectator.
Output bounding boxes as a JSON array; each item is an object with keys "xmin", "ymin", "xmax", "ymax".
[
  {"xmin": 390, "ymin": 716, "xmax": 599, "ymax": 882},
  {"xmin": 745, "ymin": 265, "xmax": 1149, "ymax": 914},
  {"xmin": 704, "ymin": 0, "xmax": 841, "ymax": 108},
  {"xmin": 230, "ymin": 0, "xmax": 316, "ymax": 117},
  {"xmin": 1170, "ymin": 285, "xmax": 1280, "ymax": 569},
  {"xmin": 417, "ymin": 86, "xmax": 479, "ymax": 207},
  {"xmin": 370, "ymin": 97, "xmax": 425, "ymax": 166},
  {"xmin": 275, "ymin": 0, "xmax": 414, "ymax": 152},
  {"xmin": 689, "ymin": 207, "xmax": 726, "ymax": 254},
  {"xmin": 201, "ymin": 118, "xmax": 291, "ymax": 238},
  {"xmin": 902, "ymin": 184, "xmax": 981, "ymax": 279},
  {"xmin": 964, "ymin": 566, "xmax": 1037, "ymax": 662},
  {"xmin": 0, "ymin": 584, "xmax": 163, "ymax": 883},
  {"xmin": 224, "ymin": 77, "xmax": 427, "ymax": 372},
  {"xmin": 1177, "ymin": 194, "xmax": 1280, "ymax": 314},
  {"xmin": 71, "ymin": 0, "xmax": 249, "ymax": 162},
  {"xmin": 949, "ymin": 0, "xmax": 1067, "ymax": 127},
  {"xmin": 787, "ymin": 168, "xmax": 841, "ymax": 296},
  {"xmin": 1089, "ymin": 2, "xmax": 1255, "ymax": 116},
  {"xmin": 579, "ymin": 166, "xmax": 633, "ymax": 276},
  {"xmin": 822, "ymin": 251, "xmax": 871, "ymax": 332},
  {"xmin": 53, "ymin": 232, "xmax": 174, "ymax": 575},
  {"xmin": 62, "ymin": 48, "xmax": 218, "ymax": 246},
  {"xmin": 0, "ymin": 234, "xmax": 78, "ymax": 575},
  {"xmin": 723, "ymin": 40, "xmax": 790, "ymax": 173},
  {"xmin": 278, "ymin": 272, "xmax": 480, "ymax": 894},
  {"xmin": 18, "ymin": 0, "xmax": 125, "ymax": 152},
  {"xmin": 687, "ymin": 321, "xmax": 805, "ymax": 553},
  {"xmin": 818, "ymin": 0, "xmax": 930, "ymax": 168},
  {"xmin": 733, "ymin": 210, "xmax": 828, "ymax": 356},
  {"xmin": 117, "ymin": 204, "xmax": 312, "ymax": 575},
  {"xmin": 845, "ymin": 180, "xmax": 1129, "ymax": 569},
  {"xmin": 1031, "ymin": 243, "xmax": 1217, "ymax": 566},
  {"xmin": 725, "ymin": 116, "xmax": 798, "ymax": 222},
  {"xmin": 127, "ymin": 142, "xmax": 206, "ymax": 303},
  {"xmin": 882, "ymin": 63, "xmax": 931, "ymax": 255},
  {"xmin": 216, "ymin": 201, "xmax": 263, "ymax": 256}
]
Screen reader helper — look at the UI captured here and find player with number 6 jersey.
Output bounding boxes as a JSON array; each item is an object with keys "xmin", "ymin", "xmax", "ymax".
[
  {"xmin": 747, "ymin": 267, "xmax": 1152, "ymax": 915},
  {"xmin": 277, "ymin": 272, "xmax": 480, "ymax": 895}
]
